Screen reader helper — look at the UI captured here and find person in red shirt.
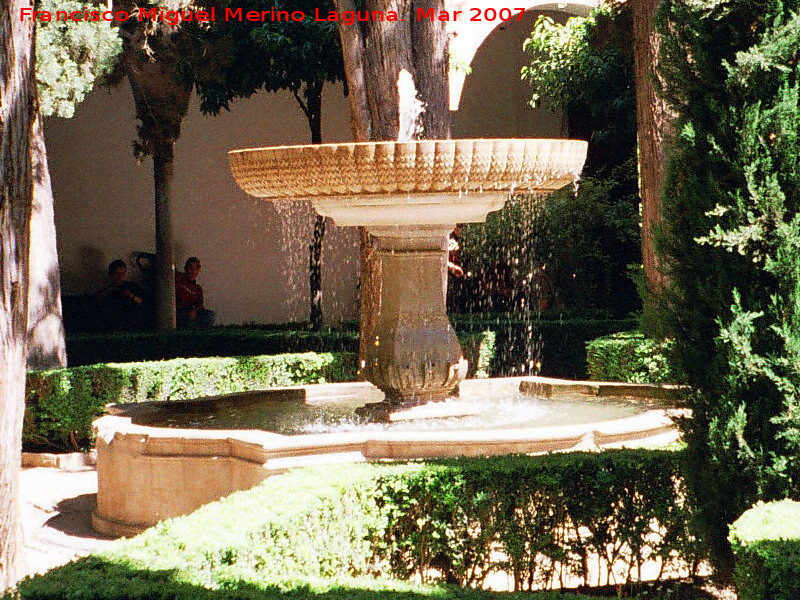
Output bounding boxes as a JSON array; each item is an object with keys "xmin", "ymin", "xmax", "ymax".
[{"xmin": 175, "ymin": 257, "xmax": 216, "ymax": 328}]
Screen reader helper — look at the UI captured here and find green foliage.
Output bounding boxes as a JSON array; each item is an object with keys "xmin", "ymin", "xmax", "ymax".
[
  {"xmin": 24, "ymin": 352, "xmax": 356, "ymax": 451},
  {"xmin": 11, "ymin": 455, "xmax": 693, "ymax": 599},
  {"xmin": 453, "ymin": 315, "xmax": 637, "ymax": 378},
  {"xmin": 516, "ymin": 2, "xmax": 640, "ymax": 319},
  {"xmin": 374, "ymin": 452, "xmax": 702, "ymax": 591},
  {"xmin": 586, "ymin": 332, "xmax": 683, "ymax": 384},
  {"xmin": 459, "ymin": 166, "xmax": 640, "ymax": 320},
  {"xmin": 35, "ymin": 0, "xmax": 121, "ymax": 118},
  {"xmin": 522, "ymin": 2, "xmax": 636, "ymax": 175},
  {"xmin": 730, "ymin": 500, "xmax": 800, "ymax": 600},
  {"xmin": 65, "ymin": 326, "xmax": 360, "ymax": 366},
  {"xmin": 197, "ymin": 0, "xmax": 344, "ymax": 141},
  {"xmin": 655, "ymin": 0, "xmax": 800, "ymax": 577},
  {"xmin": 64, "ymin": 327, "xmax": 494, "ymax": 377}
]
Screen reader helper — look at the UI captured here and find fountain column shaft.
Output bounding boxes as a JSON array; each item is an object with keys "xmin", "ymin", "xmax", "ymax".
[{"xmin": 364, "ymin": 226, "xmax": 467, "ymax": 404}]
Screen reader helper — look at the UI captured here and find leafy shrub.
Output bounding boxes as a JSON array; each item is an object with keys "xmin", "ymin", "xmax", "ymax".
[
  {"xmin": 374, "ymin": 451, "xmax": 703, "ymax": 590},
  {"xmin": 730, "ymin": 500, "xmax": 800, "ymax": 600},
  {"xmin": 586, "ymin": 332, "xmax": 684, "ymax": 384},
  {"xmin": 11, "ymin": 454, "xmax": 695, "ymax": 598},
  {"xmin": 453, "ymin": 315, "xmax": 637, "ymax": 378},
  {"xmin": 65, "ymin": 326, "xmax": 359, "ymax": 366},
  {"xmin": 459, "ymin": 180, "xmax": 640, "ymax": 321},
  {"xmin": 515, "ymin": 3, "xmax": 641, "ymax": 319},
  {"xmin": 64, "ymin": 327, "xmax": 495, "ymax": 374},
  {"xmin": 24, "ymin": 352, "xmax": 356, "ymax": 451}
]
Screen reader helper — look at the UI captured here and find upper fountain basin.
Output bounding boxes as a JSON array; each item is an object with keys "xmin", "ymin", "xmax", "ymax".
[{"xmin": 228, "ymin": 138, "xmax": 588, "ymax": 200}]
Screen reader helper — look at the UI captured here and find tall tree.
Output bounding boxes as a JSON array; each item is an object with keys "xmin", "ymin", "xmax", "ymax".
[
  {"xmin": 331, "ymin": 0, "xmax": 450, "ymax": 366},
  {"xmin": 656, "ymin": 0, "xmax": 800, "ymax": 579},
  {"xmin": 0, "ymin": 0, "xmax": 36, "ymax": 587},
  {"xmin": 631, "ymin": 0, "xmax": 672, "ymax": 301},
  {"xmin": 196, "ymin": 0, "xmax": 345, "ymax": 329},
  {"xmin": 28, "ymin": 0, "xmax": 120, "ymax": 368},
  {"xmin": 111, "ymin": 0, "xmax": 211, "ymax": 329}
]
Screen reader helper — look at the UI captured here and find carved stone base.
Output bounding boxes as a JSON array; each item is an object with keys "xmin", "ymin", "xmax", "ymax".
[{"xmin": 362, "ymin": 226, "xmax": 467, "ymax": 406}]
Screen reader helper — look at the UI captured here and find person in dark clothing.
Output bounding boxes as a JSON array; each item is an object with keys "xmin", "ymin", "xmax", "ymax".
[
  {"xmin": 96, "ymin": 259, "xmax": 148, "ymax": 331},
  {"xmin": 175, "ymin": 256, "xmax": 216, "ymax": 328}
]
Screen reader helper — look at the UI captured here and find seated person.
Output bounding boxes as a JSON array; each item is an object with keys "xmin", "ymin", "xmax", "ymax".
[
  {"xmin": 96, "ymin": 259, "xmax": 148, "ymax": 331},
  {"xmin": 175, "ymin": 257, "xmax": 216, "ymax": 328}
]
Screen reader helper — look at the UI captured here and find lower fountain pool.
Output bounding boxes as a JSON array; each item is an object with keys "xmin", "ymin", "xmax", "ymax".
[
  {"xmin": 92, "ymin": 377, "xmax": 683, "ymax": 537},
  {"xmin": 137, "ymin": 387, "xmax": 649, "ymax": 434}
]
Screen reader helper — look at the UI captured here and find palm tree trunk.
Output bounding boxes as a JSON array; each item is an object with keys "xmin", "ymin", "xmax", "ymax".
[{"xmin": 153, "ymin": 140, "xmax": 177, "ymax": 330}]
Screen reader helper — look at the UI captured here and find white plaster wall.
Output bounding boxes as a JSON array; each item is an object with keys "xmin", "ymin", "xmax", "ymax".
[
  {"xmin": 46, "ymin": 84, "xmax": 360, "ymax": 325},
  {"xmin": 452, "ymin": 9, "xmax": 570, "ymax": 139}
]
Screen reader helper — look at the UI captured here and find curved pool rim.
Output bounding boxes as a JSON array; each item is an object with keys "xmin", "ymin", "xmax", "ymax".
[{"xmin": 91, "ymin": 376, "xmax": 684, "ymax": 537}]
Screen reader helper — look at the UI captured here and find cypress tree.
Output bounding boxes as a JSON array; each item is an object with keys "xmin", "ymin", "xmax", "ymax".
[{"xmin": 656, "ymin": 0, "xmax": 800, "ymax": 578}]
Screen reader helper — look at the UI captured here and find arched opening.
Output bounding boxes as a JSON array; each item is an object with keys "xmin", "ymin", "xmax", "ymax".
[{"xmin": 452, "ymin": 8, "xmax": 573, "ymax": 138}]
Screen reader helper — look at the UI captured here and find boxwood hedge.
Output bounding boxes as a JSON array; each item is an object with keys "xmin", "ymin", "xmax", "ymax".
[
  {"xmin": 11, "ymin": 452, "xmax": 695, "ymax": 598},
  {"xmin": 730, "ymin": 500, "xmax": 800, "ymax": 600},
  {"xmin": 24, "ymin": 352, "xmax": 355, "ymax": 451}
]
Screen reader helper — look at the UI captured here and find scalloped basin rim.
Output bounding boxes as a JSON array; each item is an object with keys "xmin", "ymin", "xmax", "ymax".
[
  {"xmin": 228, "ymin": 137, "xmax": 589, "ymax": 200},
  {"xmin": 228, "ymin": 137, "xmax": 586, "ymax": 155}
]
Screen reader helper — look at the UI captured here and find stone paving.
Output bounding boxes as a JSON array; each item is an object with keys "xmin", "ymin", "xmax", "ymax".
[{"xmin": 19, "ymin": 465, "xmax": 115, "ymax": 579}]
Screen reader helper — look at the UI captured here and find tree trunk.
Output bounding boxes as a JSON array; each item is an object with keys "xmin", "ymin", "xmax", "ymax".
[
  {"xmin": 124, "ymin": 51, "xmax": 192, "ymax": 330},
  {"xmin": 153, "ymin": 140, "xmax": 177, "ymax": 330},
  {"xmin": 332, "ymin": 0, "xmax": 451, "ymax": 369},
  {"xmin": 0, "ymin": 0, "xmax": 36, "ymax": 588},
  {"xmin": 302, "ymin": 81, "xmax": 327, "ymax": 330},
  {"xmin": 632, "ymin": 0, "xmax": 672, "ymax": 296},
  {"xmin": 27, "ymin": 112, "xmax": 67, "ymax": 370},
  {"xmin": 309, "ymin": 216, "xmax": 326, "ymax": 330},
  {"xmin": 306, "ymin": 80, "xmax": 323, "ymax": 145}
]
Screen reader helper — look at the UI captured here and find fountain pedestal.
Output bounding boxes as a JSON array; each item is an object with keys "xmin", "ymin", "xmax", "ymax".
[
  {"xmin": 229, "ymin": 139, "xmax": 588, "ymax": 407},
  {"xmin": 310, "ymin": 193, "xmax": 506, "ymax": 406},
  {"xmin": 365, "ymin": 225, "xmax": 466, "ymax": 404}
]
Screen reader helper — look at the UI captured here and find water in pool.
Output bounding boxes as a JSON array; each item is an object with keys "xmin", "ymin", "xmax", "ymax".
[{"xmin": 138, "ymin": 389, "xmax": 650, "ymax": 436}]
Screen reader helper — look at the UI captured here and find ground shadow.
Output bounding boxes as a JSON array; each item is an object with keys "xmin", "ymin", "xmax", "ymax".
[
  {"xmin": 43, "ymin": 494, "xmax": 114, "ymax": 540},
  {"xmin": 17, "ymin": 555, "xmax": 727, "ymax": 600}
]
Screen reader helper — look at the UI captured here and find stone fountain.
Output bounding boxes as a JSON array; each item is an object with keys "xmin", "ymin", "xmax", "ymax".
[
  {"xmin": 228, "ymin": 138, "xmax": 588, "ymax": 406},
  {"xmin": 91, "ymin": 138, "xmax": 688, "ymax": 539}
]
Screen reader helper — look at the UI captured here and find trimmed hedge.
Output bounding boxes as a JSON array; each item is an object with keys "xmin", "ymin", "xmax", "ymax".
[
  {"xmin": 375, "ymin": 451, "xmax": 703, "ymax": 590},
  {"xmin": 586, "ymin": 331, "xmax": 684, "ymax": 384},
  {"xmin": 453, "ymin": 315, "xmax": 637, "ymax": 379},
  {"xmin": 730, "ymin": 500, "xmax": 800, "ymax": 600},
  {"xmin": 64, "ymin": 327, "xmax": 496, "ymax": 374},
  {"xmin": 64, "ymin": 319, "xmax": 633, "ymax": 380},
  {"xmin": 12, "ymin": 453, "xmax": 693, "ymax": 598},
  {"xmin": 24, "ymin": 352, "xmax": 356, "ymax": 451},
  {"xmin": 65, "ymin": 327, "xmax": 359, "ymax": 366}
]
